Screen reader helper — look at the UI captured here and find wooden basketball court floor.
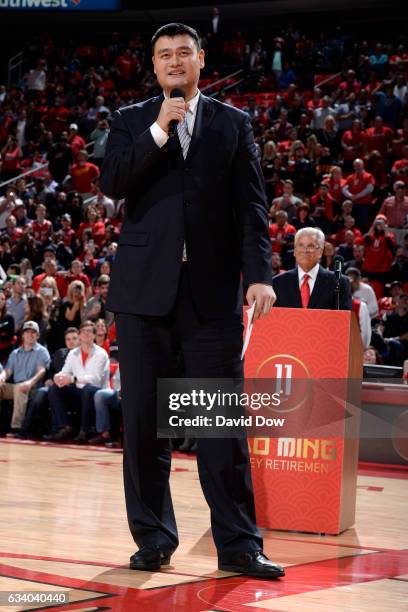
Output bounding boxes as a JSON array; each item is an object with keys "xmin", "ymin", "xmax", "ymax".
[{"xmin": 0, "ymin": 439, "xmax": 407, "ymax": 612}]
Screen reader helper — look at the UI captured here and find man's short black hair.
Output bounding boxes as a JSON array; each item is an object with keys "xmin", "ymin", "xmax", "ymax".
[{"xmin": 151, "ymin": 23, "xmax": 201, "ymax": 53}]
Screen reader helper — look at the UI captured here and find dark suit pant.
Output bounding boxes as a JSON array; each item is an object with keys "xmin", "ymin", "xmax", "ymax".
[{"xmin": 115, "ymin": 267, "xmax": 263, "ymax": 560}]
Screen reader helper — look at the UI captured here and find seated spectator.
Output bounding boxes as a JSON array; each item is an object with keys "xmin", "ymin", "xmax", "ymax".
[
  {"xmin": 0, "ymin": 320, "xmax": 50, "ymax": 437},
  {"xmin": 271, "ymin": 252, "xmax": 284, "ymax": 277},
  {"xmin": 270, "ymin": 179, "xmax": 302, "ymax": 219},
  {"xmin": 342, "ymin": 158, "xmax": 375, "ymax": 230},
  {"xmin": 0, "ymin": 187, "xmax": 24, "ymax": 232},
  {"xmin": 89, "ymin": 120, "xmax": 110, "ymax": 167},
  {"xmin": 346, "ymin": 267, "xmax": 379, "ymax": 319},
  {"xmin": 366, "ymin": 116, "xmax": 393, "ymax": 157},
  {"xmin": 379, "ymin": 181, "xmax": 408, "ymax": 228},
  {"xmin": 89, "ymin": 347, "xmax": 121, "ymax": 446},
  {"xmin": 344, "ymin": 244, "xmax": 365, "ymax": 272},
  {"xmin": 337, "ymin": 230, "xmax": 356, "ymax": 261},
  {"xmin": 363, "ymin": 346, "xmax": 383, "ymax": 365},
  {"xmin": 60, "ymin": 280, "xmax": 87, "ymax": 333},
  {"xmin": 372, "ymin": 294, "xmax": 408, "ymax": 366},
  {"xmin": 84, "ymin": 274, "xmax": 110, "ymax": 323},
  {"xmin": 62, "ymin": 259, "xmax": 91, "ymax": 298},
  {"xmin": 269, "ymin": 210, "xmax": 296, "ymax": 253},
  {"xmin": 32, "ymin": 256, "xmax": 66, "ymax": 296},
  {"xmin": 320, "ymin": 241, "xmax": 335, "ymax": 269},
  {"xmin": 70, "ymin": 150, "xmax": 100, "ymax": 197},
  {"xmin": 6, "ymin": 276, "xmax": 27, "ymax": 332},
  {"xmin": 362, "ymin": 215, "xmax": 396, "ymax": 283},
  {"xmin": 24, "ymin": 294, "xmax": 49, "ymax": 347},
  {"xmin": 31, "ymin": 204, "xmax": 52, "ymax": 245},
  {"xmin": 310, "ymin": 183, "xmax": 334, "ymax": 232},
  {"xmin": 292, "ymin": 203, "xmax": 317, "ymax": 230},
  {"xmin": 22, "ymin": 327, "xmax": 80, "ymax": 440},
  {"xmin": 0, "ymin": 289, "xmax": 15, "ymax": 364},
  {"xmin": 287, "ymin": 143, "xmax": 315, "ymax": 195},
  {"xmin": 76, "ymin": 206, "xmax": 106, "ymax": 248},
  {"xmin": 390, "ymin": 248, "xmax": 408, "ymax": 284},
  {"xmin": 85, "ymin": 178, "xmax": 115, "ymax": 217},
  {"xmin": 331, "ymin": 200, "xmax": 354, "ymax": 233},
  {"xmin": 334, "ymin": 215, "xmax": 363, "ymax": 246},
  {"xmin": 0, "ymin": 136, "xmax": 22, "ymax": 181},
  {"xmin": 378, "ymin": 281, "xmax": 405, "ymax": 317},
  {"xmin": 319, "ymin": 116, "xmax": 341, "ymax": 160},
  {"xmin": 68, "ymin": 124, "xmax": 86, "ymax": 160},
  {"xmin": 48, "ymin": 320, "xmax": 110, "ymax": 443},
  {"xmin": 95, "ymin": 318, "xmax": 109, "ymax": 353},
  {"xmin": 38, "ymin": 275, "xmax": 62, "ymax": 354},
  {"xmin": 341, "ymin": 120, "xmax": 367, "ymax": 168}
]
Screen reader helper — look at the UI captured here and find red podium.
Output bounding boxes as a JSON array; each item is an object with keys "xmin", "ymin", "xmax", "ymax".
[{"xmin": 245, "ymin": 308, "xmax": 363, "ymax": 535}]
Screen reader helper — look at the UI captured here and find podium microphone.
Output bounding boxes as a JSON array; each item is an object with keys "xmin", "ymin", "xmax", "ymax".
[
  {"xmin": 333, "ymin": 255, "xmax": 344, "ymax": 310},
  {"xmin": 168, "ymin": 88, "xmax": 186, "ymax": 138}
]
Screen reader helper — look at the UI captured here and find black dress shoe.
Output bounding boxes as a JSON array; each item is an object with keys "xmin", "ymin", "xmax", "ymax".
[
  {"xmin": 218, "ymin": 551, "xmax": 285, "ymax": 579},
  {"xmin": 129, "ymin": 545, "xmax": 173, "ymax": 571}
]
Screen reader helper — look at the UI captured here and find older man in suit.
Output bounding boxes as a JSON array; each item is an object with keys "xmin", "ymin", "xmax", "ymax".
[
  {"xmin": 100, "ymin": 23, "xmax": 284, "ymax": 579},
  {"xmin": 272, "ymin": 227, "xmax": 352, "ymax": 310}
]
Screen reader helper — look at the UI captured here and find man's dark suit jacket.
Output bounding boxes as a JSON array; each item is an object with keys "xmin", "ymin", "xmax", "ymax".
[
  {"xmin": 99, "ymin": 94, "xmax": 272, "ymax": 317},
  {"xmin": 272, "ymin": 265, "xmax": 352, "ymax": 310}
]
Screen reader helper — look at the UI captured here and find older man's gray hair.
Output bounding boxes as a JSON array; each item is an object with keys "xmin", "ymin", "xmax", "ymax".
[{"xmin": 294, "ymin": 227, "xmax": 325, "ymax": 248}]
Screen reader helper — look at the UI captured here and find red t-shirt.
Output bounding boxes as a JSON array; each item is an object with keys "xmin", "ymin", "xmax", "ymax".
[
  {"xmin": 76, "ymin": 221, "xmax": 106, "ymax": 246},
  {"xmin": 323, "ymin": 177, "xmax": 346, "ymax": 204},
  {"xmin": 334, "ymin": 227, "xmax": 363, "ymax": 246},
  {"xmin": 344, "ymin": 172, "xmax": 375, "ymax": 205},
  {"xmin": 70, "ymin": 162, "xmax": 100, "ymax": 194},
  {"xmin": 32, "ymin": 272, "xmax": 66, "ymax": 296},
  {"xmin": 31, "ymin": 219, "xmax": 52, "ymax": 244},
  {"xmin": 269, "ymin": 222, "xmax": 296, "ymax": 253},
  {"xmin": 362, "ymin": 232, "xmax": 396, "ymax": 273},
  {"xmin": 365, "ymin": 126, "xmax": 393, "ymax": 156},
  {"xmin": 341, "ymin": 130, "xmax": 367, "ymax": 160},
  {"xmin": 62, "ymin": 272, "xmax": 91, "ymax": 298},
  {"xmin": 310, "ymin": 193, "xmax": 334, "ymax": 221}
]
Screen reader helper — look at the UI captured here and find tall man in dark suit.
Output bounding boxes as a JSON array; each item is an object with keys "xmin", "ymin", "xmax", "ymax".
[
  {"xmin": 100, "ymin": 23, "xmax": 284, "ymax": 579},
  {"xmin": 272, "ymin": 228, "xmax": 352, "ymax": 310}
]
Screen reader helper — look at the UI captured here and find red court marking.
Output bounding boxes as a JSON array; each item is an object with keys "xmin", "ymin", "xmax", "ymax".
[
  {"xmin": 357, "ymin": 485, "xmax": 384, "ymax": 492},
  {"xmin": 0, "ymin": 550, "xmax": 407, "ymax": 612}
]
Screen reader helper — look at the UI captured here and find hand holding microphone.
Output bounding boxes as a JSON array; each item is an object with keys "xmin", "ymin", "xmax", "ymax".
[{"xmin": 157, "ymin": 88, "xmax": 187, "ymax": 136}]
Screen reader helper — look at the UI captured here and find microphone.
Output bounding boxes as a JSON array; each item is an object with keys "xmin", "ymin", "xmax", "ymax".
[
  {"xmin": 168, "ymin": 88, "xmax": 186, "ymax": 138},
  {"xmin": 333, "ymin": 254, "xmax": 344, "ymax": 283}
]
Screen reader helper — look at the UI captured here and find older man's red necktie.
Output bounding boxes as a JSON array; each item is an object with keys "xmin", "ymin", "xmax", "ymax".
[{"xmin": 301, "ymin": 274, "xmax": 310, "ymax": 308}]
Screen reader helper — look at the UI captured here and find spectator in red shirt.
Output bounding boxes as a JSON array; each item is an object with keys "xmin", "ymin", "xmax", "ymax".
[
  {"xmin": 365, "ymin": 116, "xmax": 393, "ymax": 156},
  {"xmin": 337, "ymin": 69, "xmax": 362, "ymax": 95},
  {"xmin": 32, "ymin": 258, "xmax": 66, "ymax": 296},
  {"xmin": 63, "ymin": 259, "xmax": 92, "ymax": 299},
  {"xmin": 269, "ymin": 210, "xmax": 296, "ymax": 253},
  {"xmin": 362, "ymin": 215, "xmax": 396, "ymax": 282},
  {"xmin": 31, "ymin": 204, "xmax": 52, "ymax": 245},
  {"xmin": 391, "ymin": 144, "xmax": 408, "ymax": 187},
  {"xmin": 310, "ymin": 183, "xmax": 334, "ymax": 231},
  {"xmin": 68, "ymin": 124, "xmax": 86, "ymax": 160},
  {"xmin": 334, "ymin": 215, "xmax": 363, "ymax": 245},
  {"xmin": 342, "ymin": 158, "xmax": 376, "ymax": 230},
  {"xmin": 60, "ymin": 213, "xmax": 77, "ymax": 251},
  {"xmin": 379, "ymin": 181, "xmax": 408, "ymax": 228},
  {"xmin": 76, "ymin": 206, "xmax": 106, "ymax": 247},
  {"xmin": 2, "ymin": 215, "xmax": 23, "ymax": 243},
  {"xmin": 341, "ymin": 119, "xmax": 367, "ymax": 165},
  {"xmin": 323, "ymin": 165, "xmax": 346, "ymax": 206},
  {"xmin": 0, "ymin": 136, "xmax": 22, "ymax": 181},
  {"xmin": 70, "ymin": 150, "xmax": 100, "ymax": 197}
]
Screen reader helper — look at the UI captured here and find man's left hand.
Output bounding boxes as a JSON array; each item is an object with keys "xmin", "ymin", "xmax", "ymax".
[{"xmin": 246, "ymin": 284, "xmax": 276, "ymax": 321}]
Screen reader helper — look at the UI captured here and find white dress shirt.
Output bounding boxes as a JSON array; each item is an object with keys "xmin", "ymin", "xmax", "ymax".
[
  {"xmin": 61, "ymin": 344, "xmax": 110, "ymax": 389},
  {"xmin": 297, "ymin": 263, "xmax": 320, "ymax": 295},
  {"xmin": 357, "ymin": 300, "xmax": 372, "ymax": 348},
  {"xmin": 150, "ymin": 88, "xmax": 201, "ymax": 148},
  {"xmin": 353, "ymin": 282, "xmax": 379, "ymax": 319}
]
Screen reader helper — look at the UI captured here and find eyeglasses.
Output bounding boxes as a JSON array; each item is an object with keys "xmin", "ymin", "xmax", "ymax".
[{"xmin": 295, "ymin": 244, "xmax": 322, "ymax": 253}]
